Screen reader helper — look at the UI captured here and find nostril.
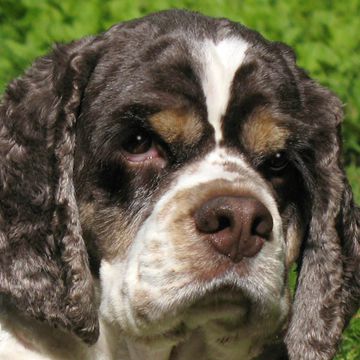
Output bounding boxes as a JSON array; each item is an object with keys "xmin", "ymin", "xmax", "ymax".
[
  {"xmin": 217, "ymin": 215, "xmax": 232, "ymax": 232},
  {"xmin": 195, "ymin": 210, "xmax": 232, "ymax": 234},
  {"xmin": 252, "ymin": 215, "xmax": 273, "ymax": 239}
]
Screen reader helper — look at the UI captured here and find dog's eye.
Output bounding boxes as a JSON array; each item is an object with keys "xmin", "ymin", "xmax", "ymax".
[
  {"xmin": 267, "ymin": 151, "xmax": 289, "ymax": 172},
  {"xmin": 122, "ymin": 131, "xmax": 152, "ymax": 154},
  {"xmin": 121, "ymin": 130, "xmax": 160, "ymax": 162}
]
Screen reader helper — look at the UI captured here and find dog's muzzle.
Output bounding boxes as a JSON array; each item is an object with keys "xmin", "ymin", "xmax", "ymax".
[{"xmin": 100, "ymin": 150, "xmax": 288, "ymax": 342}]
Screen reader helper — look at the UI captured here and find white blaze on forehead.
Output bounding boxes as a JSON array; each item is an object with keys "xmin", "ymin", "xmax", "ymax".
[{"xmin": 200, "ymin": 37, "xmax": 249, "ymax": 143}]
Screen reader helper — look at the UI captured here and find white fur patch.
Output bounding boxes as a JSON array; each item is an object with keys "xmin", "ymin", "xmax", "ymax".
[{"xmin": 199, "ymin": 38, "xmax": 249, "ymax": 143}]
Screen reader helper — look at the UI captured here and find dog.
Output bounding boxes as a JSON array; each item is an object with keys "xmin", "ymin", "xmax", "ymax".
[{"xmin": 0, "ymin": 9, "xmax": 359, "ymax": 360}]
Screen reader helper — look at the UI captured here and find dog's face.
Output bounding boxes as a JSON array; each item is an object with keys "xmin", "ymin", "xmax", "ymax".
[
  {"xmin": 1, "ymin": 9, "xmax": 359, "ymax": 360},
  {"xmin": 75, "ymin": 18, "xmax": 306, "ymax": 347}
]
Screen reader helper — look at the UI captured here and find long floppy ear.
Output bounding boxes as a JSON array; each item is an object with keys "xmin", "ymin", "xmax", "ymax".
[
  {"xmin": 338, "ymin": 180, "xmax": 360, "ymax": 319},
  {"xmin": 0, "ymin": 36, "xmax": 103, "ymax": 344},
  {"xmin": 278, "ymin": 45, "xmax": 360, "ymax": 359}
]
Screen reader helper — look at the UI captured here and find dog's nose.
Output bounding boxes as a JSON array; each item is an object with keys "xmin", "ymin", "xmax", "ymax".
[{"xmin": 194, "ymin": 196, "xmax": 273, "ymax": 262}]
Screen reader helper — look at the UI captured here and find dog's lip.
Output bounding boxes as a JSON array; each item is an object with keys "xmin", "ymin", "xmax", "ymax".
[
  {"xmin": 191, "ymin": 287, "xmax": 248, "ymax": 308},
  {"xmin": 135, "ymin": 321, "xmax": 187, "ymax": 345}
]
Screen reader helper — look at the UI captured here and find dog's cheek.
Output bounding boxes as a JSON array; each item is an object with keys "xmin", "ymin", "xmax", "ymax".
[
  {"xmin": 285, "ymin": 219, "xmax": 304, "ymax": 266},
  {"xmin": 98, "ymin": 227, "xmax": 186, "ymax": 335},
  {"xmin": 79, "ymin": 202, "xmax": 132, "ymax": 260}
]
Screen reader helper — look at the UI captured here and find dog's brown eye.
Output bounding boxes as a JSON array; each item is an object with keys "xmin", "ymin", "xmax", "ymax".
[
  {"xmin": 120, "ymin": 130, "xmax": 163, "ymax": 164},
  {"xmin": 268, "ymin": 152, "xmax": 288, "ymax": 171},
  {"xmin": 122, "ymin": 131, "xmax": 153, "ymax": 155}
]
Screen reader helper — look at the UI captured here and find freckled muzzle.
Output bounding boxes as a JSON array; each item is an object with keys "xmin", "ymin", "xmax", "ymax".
[{"xmin": 101, "ymin": 151, "xmax": 288, "ymax": 338}]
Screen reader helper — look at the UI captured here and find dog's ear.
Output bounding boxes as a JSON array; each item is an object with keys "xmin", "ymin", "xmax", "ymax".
[
  {"xmin": 0, "ymin": 36, "xmax": 103, "ymax": 344},
  {"xmin": 338, "ymin": 180, "xmax": 360, "ymax": 318},
  {"xmin": 277, "ymin": 45, "xmax": 360, "ymax": 359}
]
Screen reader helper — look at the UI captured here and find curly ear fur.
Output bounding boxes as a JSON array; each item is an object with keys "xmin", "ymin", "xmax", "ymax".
[
  {"xmin": 338, "ymin": 180, "xmax": 360, "ymax": 319},
  {"xmin": 282, "ymin": 66, "xmax": 360, "ymax": 359},
  {"xmin": 0, "ymin": 37, "xmax": 102, "ymax": 344}
]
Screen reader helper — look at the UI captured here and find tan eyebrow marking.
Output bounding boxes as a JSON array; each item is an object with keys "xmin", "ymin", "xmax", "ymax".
[
  {"xmin": 241, "ymin": 109, "xmax": 289, "ymax": 154},
  {"xmin": 149, "ymin": 109, "xmax": 204, "ymax": 145}
]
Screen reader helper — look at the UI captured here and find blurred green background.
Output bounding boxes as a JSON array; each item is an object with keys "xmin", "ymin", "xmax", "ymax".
[{"xmin": 0, "ymin": 0, "xmax": 359, "ymax": 358}]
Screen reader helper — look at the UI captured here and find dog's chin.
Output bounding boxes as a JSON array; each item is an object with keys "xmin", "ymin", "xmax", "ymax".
[
  {"xmin": 127, "ymin": 287, "xmax": 251, "ymax": 345},
  {"xmin": 185, "ymin": 287, "xmax": 250, "ymax": 327}
]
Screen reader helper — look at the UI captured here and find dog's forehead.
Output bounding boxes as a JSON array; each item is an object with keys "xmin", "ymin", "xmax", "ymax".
[
  {"xmin": 196, "ymin": 37, "xmax": 249, "ymax": 144},
  {"xmin": 142, "ymin": 37, "xmax": 294, "ymax": 153},
  {"xmin": 91, "ymin": 13, "xmax": 298, "ymax": 155}
]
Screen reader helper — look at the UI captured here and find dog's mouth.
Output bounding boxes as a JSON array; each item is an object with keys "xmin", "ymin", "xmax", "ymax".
[
  {"xmin": 191, "ymin": 286, "xmax": 249, "ymax": 308},
  {"xmin": 187, "ymin": 287, "xmax": 250, "ymax": 331},
  {"xmin": 187, "ymin": 286, "xmax": 249, "ymax": 320}
]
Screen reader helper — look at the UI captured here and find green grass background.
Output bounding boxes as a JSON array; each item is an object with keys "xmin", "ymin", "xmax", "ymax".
[{"xmin": 0, "ymin": 0, "xmax": 359, "ymax": 358}]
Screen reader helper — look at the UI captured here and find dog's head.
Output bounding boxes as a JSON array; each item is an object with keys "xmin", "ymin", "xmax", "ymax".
[{"xmin": 0, "ymin": 9, "xmax": 359, "ymax": 359}]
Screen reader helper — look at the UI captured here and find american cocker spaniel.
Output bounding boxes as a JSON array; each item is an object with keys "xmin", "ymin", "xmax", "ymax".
[{"xmin": 0, "ymin": 9, "xmax": 359, "ymax": 360}]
